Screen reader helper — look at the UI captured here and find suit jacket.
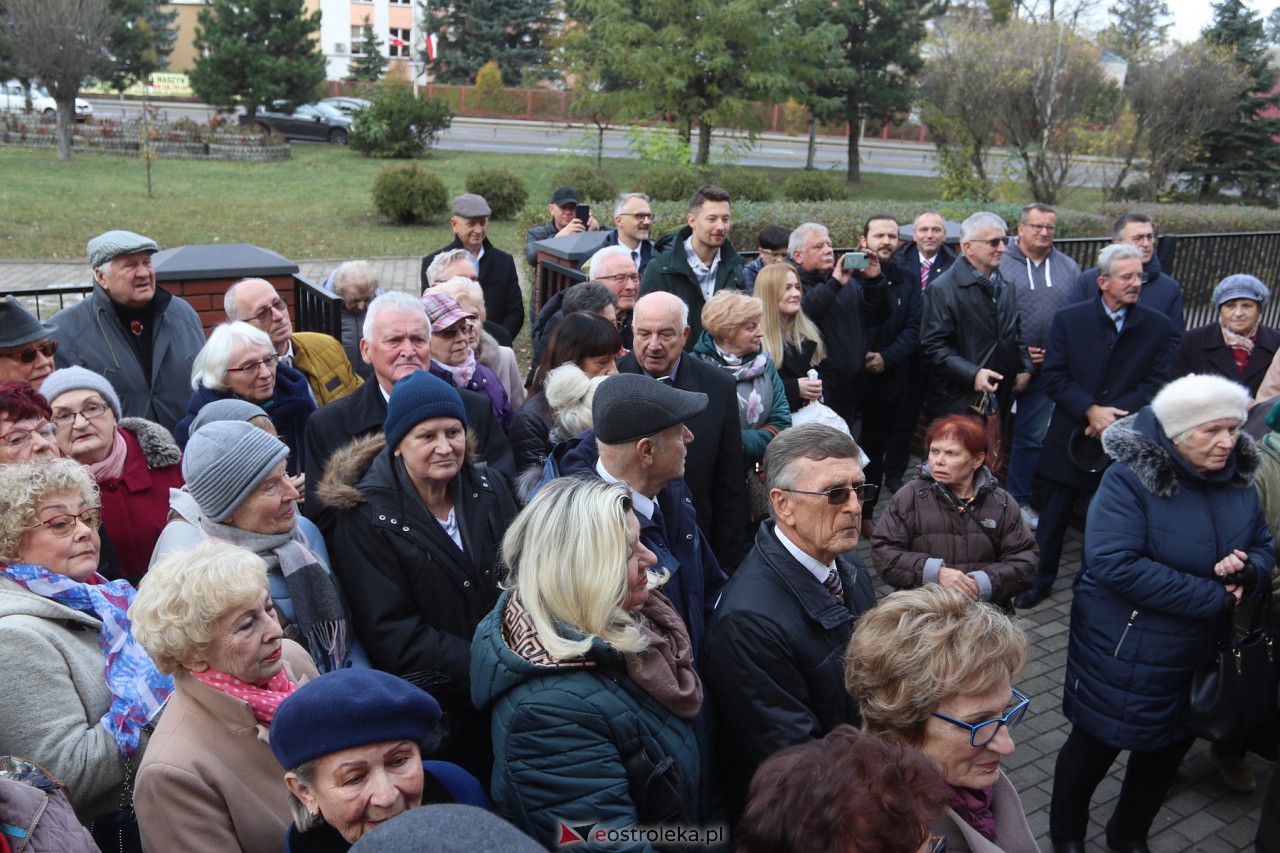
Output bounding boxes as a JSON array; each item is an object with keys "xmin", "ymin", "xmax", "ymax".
[
  {"xmin": 421, "ymin": 237, "xmax": 524, "ymax": 339},
  {"xmin": 1173, "ymin": 321, "xmax": 1280, "ymax": 399},
  {"xmin": 1070, "ymin": 254, "xmax": 1185, "ymax": 342},
  {"xmin": 617, "ymin": 353, "xmax": 748, "ymax": 567},
  {"xmin": 1039, "ymin": 298, "xmax": 1172, "ymax": 491},
  {"xmin": 580, "ymin": 228, "xmax": 655, "ymax": 274},
  {"xmin": 892, "ymin": 240, "xmax": 958, "ymax": 292}
]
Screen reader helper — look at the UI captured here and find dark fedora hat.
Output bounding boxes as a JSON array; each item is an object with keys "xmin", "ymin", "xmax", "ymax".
[
  {"xmin": 0, "ymin": 296, "xmax": 57, "ymax": 350},
  {"xmin": 1068, "ymin": 424, "xmax": 1111, "ymax": 474}
]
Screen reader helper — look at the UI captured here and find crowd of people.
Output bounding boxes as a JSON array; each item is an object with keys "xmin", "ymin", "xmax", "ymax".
[{"xmin": 0, "ymin": 183, "xmax": 1278, "ymax": 853}]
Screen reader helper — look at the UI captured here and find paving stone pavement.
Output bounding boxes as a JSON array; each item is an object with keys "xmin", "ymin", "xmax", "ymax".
[{"xmin": 2, "ymin": 255, "xmax": 1271, "ymax": 851}]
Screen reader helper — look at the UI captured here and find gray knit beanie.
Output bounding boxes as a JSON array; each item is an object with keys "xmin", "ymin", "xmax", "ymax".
[
  {"xmin": 1151, "ymin": 374, "xmax": 1250, "ymax": 439},
  {"xmin": 349, "ymin": 805, "xmax": 543, "ymax": 852},
  {"xmin": 39, "ymin": 366, "xmax": 123, "ymax": 420},
  {"xmin": 188, "ymin": 398, "xmax": 271, "ymax": 437},
  {"xmin": 182, "ymin": 420, "xmax": 289, "ymax": 522}
]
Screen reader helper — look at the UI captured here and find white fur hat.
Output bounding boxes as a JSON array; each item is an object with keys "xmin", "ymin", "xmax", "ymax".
[{"xmin": 1151, "ymin": 374, "xmax": 1249, "ymax": 439}]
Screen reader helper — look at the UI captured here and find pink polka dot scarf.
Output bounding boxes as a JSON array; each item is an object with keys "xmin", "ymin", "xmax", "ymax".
[{"xmin": 189, "ymin": 667, "xmax": 298, "ymax": 726}]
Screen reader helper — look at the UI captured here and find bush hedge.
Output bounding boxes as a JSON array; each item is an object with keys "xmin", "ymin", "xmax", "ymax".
[
  {"xmin": 638, "ymin": 166, "xmax": 703, "ymax": 202},
  {"xmin": 782, "ymin": 170, "xmax": 849, "ymax": 202},
  {"xmin": 1096, "ymin": 202, "xmax": 1280, "ymax": 235},
  {"xmin": 372, "ymin": 163, "xmax": 448, "ymax": 224},
  {"xmin": 349, "ymin": 87, "xmax": 452, "ymax": 159},
  {"xmin": 706, "ymin": 167, "xmax": 776, "ymax": 202},
  {"xmin": 466, "ymin": 166, "xmax": 528, "ymax": 219},
  {"xmin": 549, "ymin": 164, "xmax": 619, "ymax": 203}
]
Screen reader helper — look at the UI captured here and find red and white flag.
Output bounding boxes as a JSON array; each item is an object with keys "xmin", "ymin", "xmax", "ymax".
[
  {"xmin": 389, "ymin": 36, "xmax": 407, "ymax": 47},
  {"xmin": 425, "ymin": 32, "xmax": 439, "ymax": 61}
]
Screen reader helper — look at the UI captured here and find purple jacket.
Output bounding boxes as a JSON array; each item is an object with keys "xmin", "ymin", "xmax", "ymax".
[{"xmin": 430, "ymin": 360, "xmax": 513, "ymax": 433}]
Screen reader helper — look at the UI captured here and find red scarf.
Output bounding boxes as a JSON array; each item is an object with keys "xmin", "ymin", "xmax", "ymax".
[{"xmin": 189, "ymin": 667, "xmax": 297, "ymax": 726}]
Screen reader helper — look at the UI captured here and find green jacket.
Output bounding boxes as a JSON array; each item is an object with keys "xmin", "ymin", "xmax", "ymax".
[
  {"xmin": 640, "ymin": 226, "xmax": 746, "ymax": 350},
  {"xmin": 689, "ymin": 331, "xmax": 792, "ymax": 462}
]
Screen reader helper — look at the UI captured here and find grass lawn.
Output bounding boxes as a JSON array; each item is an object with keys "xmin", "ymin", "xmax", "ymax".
[{"xmin": 0, "ymin": 143, "xmax": 953, "ymax": 261}]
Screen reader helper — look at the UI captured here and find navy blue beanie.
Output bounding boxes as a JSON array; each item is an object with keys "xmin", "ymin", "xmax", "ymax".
[
  {"xmin": 269, "ymin": 668, "xmax": 443, "ymax": 770},
  {"xmin": 384, "ymin": 370, "xmax": 467, "ymax": 450}
]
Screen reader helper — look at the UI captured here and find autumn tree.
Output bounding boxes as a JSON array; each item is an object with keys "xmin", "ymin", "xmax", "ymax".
[{"xmin": 347, "ymin": 15, "xmax": 388, "ymax": 82}]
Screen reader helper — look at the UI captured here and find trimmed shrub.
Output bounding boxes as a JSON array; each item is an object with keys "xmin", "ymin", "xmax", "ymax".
[
  {"xmin": 709, "ymin": 167, "xmax": 776, "ymax": 202},
  {"xmin": 349, "ymin": 86, "xmax": 452, "ymax": 159},
  {"xmin": 549, "ymin": 163, "xmax": 619, "ymax": 203},
  {"xmin": 372, "ymin": 163, "xmax": 448, "ymax": 224},
  {"xmin": 1096, "ymin": 202, "xmax": 1280, "ymax": 235},
  {"xmin": 782, "ymin": 170, "xmax": 850, "ymax": 202},
  {"xmin": 465, "ymin": 166, "xmax": 528, "ymax": 219},
  {"xmin": 639, "ymin": 165, "xmax": 703, "ymax": 202}
]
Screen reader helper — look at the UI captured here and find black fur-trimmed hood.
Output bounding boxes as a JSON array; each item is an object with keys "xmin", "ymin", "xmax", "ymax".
[
  {"xmin": 120, "ymin": 417, "xmax": 181, "ymax": 469},
  {"xmin": 1101, "ymin": 409, "xmax": 1261, "ymax": 499},
  {"xmin": 315, "ymin": 432, "xmax": 385, "ymax": 511}
]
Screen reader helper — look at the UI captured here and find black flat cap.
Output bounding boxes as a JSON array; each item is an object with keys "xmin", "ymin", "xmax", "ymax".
[{"xmin": 593, "ymin": 373, "xmax": 707, "ymax": 443}]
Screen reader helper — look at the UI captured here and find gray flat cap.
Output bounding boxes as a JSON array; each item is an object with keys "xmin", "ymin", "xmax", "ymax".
[
  {"xmin": 452, "ymin": 193, "xmax": 491, "ymax": 218},
  {"xmin": 0, "ymin": 296, "xmax": 56, "ymax": 349},
  {"xmin": 593, "ymin": 373, "xmax": 707, "ymax": 444},
  {"xmin": 87, "ymin": 230, "xmax": 159, "ymax": 269},
  {"xmin": 1213, "ymin": 273, "xmax": 1269, "ymax": 308}
]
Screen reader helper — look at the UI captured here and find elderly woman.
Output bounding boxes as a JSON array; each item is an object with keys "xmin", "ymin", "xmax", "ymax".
[
  {"xmin": 433, "ymin": 276, "xmax": 525, "ymax": 411},
  {"xmin": 330, "ymin": 260, "xmax": 381, "ymax": 381},
  {"xmin": 845, "ymin": 585, "xmax": 1036, "ymax": 852},
  {"xmin": 41, "ymin": 366, "xmax": 183, "ymax": 582},
  {"xmin": 270, "ymin": 668, "xmax": 487, "ymax": 851},
  {"xmin": 151, "ymin": 419, "xmax": 357, "ymax": 673},
  {"xmin": 1045, "ymin": 373, "xmax": 1274, "ymax": 851},
  {"xmin": 0, "ymin": 380, "xmax": 59, "ymax": 463},
  {"xmin": 872, "ymin": 415, "xmax": 1037, "ymax": 612},
  {"xmin": 514, "ymin": 363, "xmax": 608, "ymax": 501},
  {"xmin": 174, "ymin": 321, "xmax": 316, "ymax": 475},
  {"xmin": 0, "ymin": 459, "xmax": 171, "ymax": 823},
  {"xmin": 511, "ymin": 313, "xmax": 621, "ymax": 475},
  {"xmin": 471, "ymin": 476, "xmax": 707, "ymax": 849},
  {"xmin": 131, "ymin": 540, "xmax": 320, "ymax": 853},
  {"xmin": 1177, "ymin": 275, "xmax": 1280, "ymax": 399},
  {"xmin": 757, "ymin": 262, "xmax": 827, "ymax": 412},
  {"xmin": 320, "ymin": 370, "xmax": 517, "ymax": 780},
  {"xmin": 737, "ymin": 726, "xmax": 951, "ymax": 853},
  {"xmin": 421, "ymin": 291, "xmax": 513, "ymax": 432}
]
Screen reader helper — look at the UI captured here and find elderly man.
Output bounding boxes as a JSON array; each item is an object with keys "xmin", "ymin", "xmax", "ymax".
[
  {"xmin": 618, "ymin": 291, "xmax": 747, "ymax": 568},
  {"xmin": 423, "ymin": 246, "xmax": 512, "ymax": 348},
  {"xmin": 893, "ymin": 210, "xmax": 956, "ymax": 292},
  {"xmin": 1001, "ymin": 203, "xmax": 1081, "ymax": 529},
  {"xmin": 581, "ymin": 192, "xmax": 656, "ymax": 275},
  {"xmin": 303, "ymin": 292, "xmax": 513, "ymax": 535},
  {"xmin": 420, "ymin": 193, "xmax": 524, "ymax": 339},
  {"xmin": 0, "ymin": 297, "xmax": 58, "ymax": 392},
  {"xmin": 532, "ymin": 245, "xmax": 639, "ymax": 363},
  {"xmin": 225, "ymin": 278, "xmax": 361, "ymax": 407},
  {"xmin": 786, "ymin": 221, "xmax": 891, "ymax": 427},
  {"xmin": 920, "ymin": 212, "xmax": 1032, "ymax": 423},
  {"xmin": 50, "ymin": 230, "xmax": 205, "ymax": 431},
  {"xmin": 702, "ymin": 424, "xmax": 878, "ymax": 815},
  {"xmin": 524, "ymin": 185, "xmax": 600, "ymax": 266},
  {"xmin": 540, "ymin": 373, "xmax": 726, "ymax": 653},
  {"xmin": 640, "ymin": 184, "xmax": 746, "ymax": 348},
  {"xmin": 1014, "ymin": 243, "xmax": 1172, "ymax": 609},
  {"xmin": 330, "ymin": 261, "xmax": 380, "ymax": 380},
  {"xmin": 1069, "ymin": 211, "xmax": 1185, "ymax": 342}
]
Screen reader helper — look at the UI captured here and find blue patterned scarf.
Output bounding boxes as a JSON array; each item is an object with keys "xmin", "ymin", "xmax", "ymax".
[{"xmin": 1, "ymin": 564, "xmax": 173, "ymax": 757}]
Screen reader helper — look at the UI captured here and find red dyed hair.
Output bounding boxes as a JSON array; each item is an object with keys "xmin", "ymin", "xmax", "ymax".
[
  {"xmin": 925, "ymin": 413, "xmax": 988, "ymax": 458},
  {"xmin": 0, "ymin": 380, "xmax": 52, "ymax": 424}
]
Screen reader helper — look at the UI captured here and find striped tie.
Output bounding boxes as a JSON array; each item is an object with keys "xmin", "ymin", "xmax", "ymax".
[
  {"xmin": 823, "ymin": 568, "xmax": 845, "ymax": 604},
  {"xmin": 921, "ymin": 258, "xmax": 933, "ymax": 291}
]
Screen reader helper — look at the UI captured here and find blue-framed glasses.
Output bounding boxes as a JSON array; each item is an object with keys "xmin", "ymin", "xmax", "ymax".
[{"xmin": 931, "ymin": 688, "xmax": 1030, "ymax": 747}]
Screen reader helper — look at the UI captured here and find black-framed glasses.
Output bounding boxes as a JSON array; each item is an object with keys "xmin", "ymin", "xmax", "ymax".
[
  {"xmin": 779, "ymin": 483, "xmax": 878, "ymax": 505},
  {"xmin": 25, "ymin": 507, "xmax": 103, "ymax": 538},
  {"xmin": 52, "ymin": 401, "xmax": 110, "ymax": 428},
  {"xmin": 0, "ymin": 340, "xmax": 58, "ymax": 363},
  {"xmin": 619, "ymin": 212, "xmax": 654, "ymax": 222},
  {"xmin": 227, "ymin": 353, "xmax": 280, "ymax": 375},
  {"xmin": 931, "ymin": 688, "xmax": 1030, "ymax": 747},
  {"xmin": 249, "ymin": 298, "xmax": 288, "ymax": 326},
  {"xmin": 0, "ymin": 421, "xmax": 57, "ymax": 449},
  {"xmin": 597, "ymin": 272, "xmax": 641, "ymax": 284}
]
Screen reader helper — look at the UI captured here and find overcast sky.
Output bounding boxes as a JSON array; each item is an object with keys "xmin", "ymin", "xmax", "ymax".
[{"xmin": 1165, "ymin": 0, "xmax": 1271, "ymax": 43}]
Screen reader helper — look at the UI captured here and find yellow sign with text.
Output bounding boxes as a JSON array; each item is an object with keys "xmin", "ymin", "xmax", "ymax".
[{"xmin": 81, "ymin": 73, "xmax": 194, "ymax": 98}]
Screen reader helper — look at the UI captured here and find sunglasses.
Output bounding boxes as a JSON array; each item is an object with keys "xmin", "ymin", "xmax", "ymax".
[
  {"xmin": 977, "ymin": 237, "xmax": 1009, "ymax": 247},
  {"xmin": 25, "ymin": 507, "xmax": 103, "ymax": 538},
  {"xmin": 1, "ymin": 340, "xmax": 58, "ymax": 363},
  {"xmin": 779, "ymin": 483, "xmax": 878, "ymax": 505}
]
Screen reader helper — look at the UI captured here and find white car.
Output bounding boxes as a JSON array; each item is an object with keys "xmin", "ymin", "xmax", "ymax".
[{"xmin": 1, "ymin": 80, "xmax": 93, "ymax": 122}]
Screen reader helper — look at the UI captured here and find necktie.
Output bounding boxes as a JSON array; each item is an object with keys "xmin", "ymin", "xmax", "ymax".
[
  {"xmin": 823, "ymin": 568, "xmax": 845, "ymax": 604},
  {"xmin": 921, "ymin": 258, "xmax": 933, "ymax": 291},
  {"xmin": 632, "ymin": 249, "xmax": 640, "ymax": 267},
  {"xmin": 280, "ymin": 354, "xmax": 292, "ymax": 367}
]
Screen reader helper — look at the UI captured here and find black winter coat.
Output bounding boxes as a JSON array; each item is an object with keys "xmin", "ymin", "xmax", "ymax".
[
  {"xmin": 794, "ymin": 265, "xmax": 891, "ymax": 414},
  {"xmin": 1069, "ymin": 254, "xmax": 1185, "ymax": 343},
  {"xmin": 421, "ymin": 237, "xmax": 525, "ymax": 339},
  {"xmin": 1172, "ymin": 321, "xmax": 1280, "ymax": 398}
]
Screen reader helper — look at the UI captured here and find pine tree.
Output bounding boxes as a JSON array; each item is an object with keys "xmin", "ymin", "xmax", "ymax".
[
  {"xmin": 189, "ymin": 0, "xmax": 327, "ymax": 115},
  {"xmin": 347, "ymin": 15, "xmax": 388, "ymax": 82},
  {"xmin": 424, "ymin": 0, "xmax": 551, "ymax": 85},
  {"xmin": 1097, "ymin": 0, "xmax": 1171, "ymax": 64},
  {"xmin": 1193, "ymin": 0, "xmax": 1280, "ymax": 198}
]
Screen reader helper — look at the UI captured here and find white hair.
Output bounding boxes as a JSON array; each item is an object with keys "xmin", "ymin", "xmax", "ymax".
[
  {"xmin": 960, "ymin": 212, "xmax": 1007, "ymax": 243},
  {"xmin": 333, "ymin": 260, "xmax": 378, "ymax": 294},
  {"xmin": 362, "ymin": 291, "xmax": 429, "ymax": 342},
  {"xmin": 613, "ymin": 192, "xmax": 651, "ymax": 217},
  {"xmin": 634, "ymin": 292, "xmax": 689, "ymax": 330},
  {"xmin": 425, "ymin": 249, "xmax": 475, "ymax": 286},
  {"xmin": 1097, "ymin": 243, "xmax": 1144, "ymax": 277},
  {"xmin": 432, "ymin": 277, "xmax": 487, "ymax": 321},
  {"xmin": 223, "ymin": 278, "xmax": 277, "ymax": 322},
  {"xmin": 545, "ymin": 363, "xmax": 605, "ymax": 438},
  {"xmin": 191, "ymin": 322, "xmax": 273, "ymax": 392},
  {"xmin": 787, "ymin": 223, "xmax": 830, "ymax": 257},
  {"xmin": 585, "ymin": 244, "xmax": 634, "ymax": 278}
]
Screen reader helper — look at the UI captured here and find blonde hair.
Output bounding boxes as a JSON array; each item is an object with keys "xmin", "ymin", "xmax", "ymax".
[
  {"xmin": 844, "ymin": 586, "xmax": 1028, "ymax": 745},
  {"xmin": 131, "ymin": 540, "xmax": 270, "ymax": 674},
  {"xmin": 544, "ymin": 363, "xmax": 605, "ymax": 438},
  {"xmin": 0, "ymin": 460, "xmax": 99, "ymax": 563},
  {"xmin": 432, "ymin": 277, "xmax": 488, "ymax": 323},
  {"xmin": 502, "ymin": 477, "xmax": 665, "ymax": 660},
  {"xmin": 700, "ymin": 290, "xmax": 763, "ymax": 344},
  {"xmin": 756, "ymin": 263, "xmax": 825, "ymax": 368}
]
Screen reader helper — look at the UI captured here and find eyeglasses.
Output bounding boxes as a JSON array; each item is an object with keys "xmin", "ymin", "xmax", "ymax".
[
  {"xmin": 931, "ymin": 688, "xmax": 1030, "ymax": 748},
  {"xmin": 597, "ymin": 272, "xmax": 641, "ymax": 285},
  {"xmin": 1126, "ymin": 233, "xmax": 1156, "ymax": 244},
  {"xmin": 24, "ymin": 507, "xmax": 103, "ymax": 538},
  {"xmin": 0, "ymin": 422, "xmax": 57, "ymax": 449},
  {"xmin": 928, "ymin": 836, "xmax": 947, "ymax": 853},
  {"xmin": 977, "ymin": 237, "xmax": 1009, "ymax": 247},
  {"xmin": 227, "ymin": 353, "xmax": 280, "ymax": 375},
  {"xmin": 620, "ymin": 212, "xmax": 654, "ymax": 222},
  {"xmin": 1023, "ymin": 223, "xmax": 1056, "ymax": 233},
  {"xmin": 249, "ymin": 298, "xmax": 289, "ymax": 326},
  {"xmin": 434, "ymin": 324, "xmax": 468, "ymax": 339},
  {"xmin": 52, "ymin": 401, "xmax": 110, "ymax": 428},
  {"xmin": 0, "ymin": 340, "xmax": 58, "ymax": 363},
  {"xmin": 779, "ymin": 483, "xmax": 878, "ymax": 505}
]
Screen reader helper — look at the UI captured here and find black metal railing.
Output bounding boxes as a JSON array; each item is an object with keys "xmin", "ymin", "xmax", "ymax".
[{"xmin": 534, "ymin": 258, "xmax": 589, "ymax": 316}]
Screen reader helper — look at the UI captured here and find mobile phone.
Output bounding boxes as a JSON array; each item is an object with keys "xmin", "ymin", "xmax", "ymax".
[
  {"xmin": 843, "ymin": 252, "xmax": 870, "ymax": 271},
  {"xmin": 576, "ymin": 204, "xmax": 591, "ymax": 225}
]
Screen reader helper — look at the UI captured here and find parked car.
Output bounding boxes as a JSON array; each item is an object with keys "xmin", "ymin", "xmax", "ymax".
[
  {"xmin": 242, "ymin": 101, "xmax": 352, "ymax": 144},
  {"xmin": 1, "ymin": 81, "xmax": 93, "ymax": 122},
  {"xmin": 319, "ymin": 96, "xmax": 372, "ymax": 117}
]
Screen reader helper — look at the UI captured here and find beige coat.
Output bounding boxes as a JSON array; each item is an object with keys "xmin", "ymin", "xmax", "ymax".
[
  {"xmin": 134, "ymin": 641, "xmax": 318, "ymax": 853},
  {"xmin": 933, "ymin": 770, "xmax": 1037, "ymax": 853}
]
